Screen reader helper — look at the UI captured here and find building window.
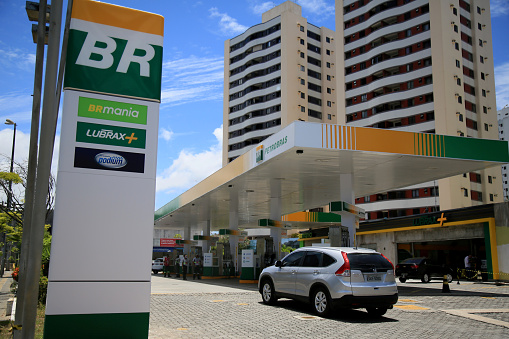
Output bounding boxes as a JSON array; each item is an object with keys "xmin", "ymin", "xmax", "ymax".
[
  {"xmin": 327, "ymin": 75, "xmax": 331, "ymax": 81},
  {"xmin": 490, "ymin": 194, "xmax": 494, "ymax": 202},
  {"xmin": 361, "ymin": 94, "xmax": 367, "ymax": 102},
  {"xmin": 326, "ymin": 62, "xmax": 331, "ymax": 68},
  {"xmin": 300, "ymin": 92, "xmax": 305, "ymax": 99},
  {"xmin": 480, "ymin": 56, "xmax": 484, "ymax": 63},
  {"xmin": 300, "ymin": 26, "xmax": 304, "ymax": 32},
  {"xmin": 407, "ymin": 81, "xmax": 414, "ymax": 89},
  {"xmin": 481, "ymin": 72, "xmax": 485, "ymax": 80},
  {"xmin": 483, "ymin": 106, "xmax": 487, "ymax": 113},
  {"xmin": 478, "ymin": 6, "xmax": 482, "ymax": 14},
  {"xmin": 456, "ymin": 59, "xmax": 460, "ymax": 68},
  {"xmin": 455, "ymin": 42, "xmax": 459, "ymax": 50},
  {"xmin": 457, "ymin": 78, "xmax": 461, "ymax": 86},
  {"xmin": 464, "ymin": 188, "xmax": 468, "ymax": 197},
  {"xmin": 326, "ymin": 37, "xmax": 330, "ymax": 43},
  {"xmin": 479, "ymin": 39, "xmax": 483, "ymax": 47},
  {"xmin": 452, "ymin": 7, "xmax": 457, "ymax": 15},
  {"xmin": 326, "ymin": 49, "xmax": 331, "ymax": 55},
  {"xmin": 300, "ymin": 79, "xmax": 305, "ymax": 85},
  {"xmin": 412, "ymin": 189, "xmax": 419, "ymax": 198},
  {"xmin": 327, "ymin": 88, "xmax": 331, "ymax": 94},
  {"xmin": 457, "ymin": 96, "xmax": 462, "ymax": 103},
  {"xmin": 300, "ymin": 65, "xmax": 305, "ymax": 71},
  {"xmin": 485, "ymin": 123, "xmax": 489, "ymax": 131},
  {"xmin": 361, "ymin": 110, "xmax": 368, "ymax": 118},
  {"xmin": 327, "ymin": 101, "xmax": 332, "ymax": 107},
  {"xmin": 300, "ymin": 39, "xmax": 305, "ymax": 45},
  {"xmin": 454, "ymin": 25, "xmax": 458, "ymax": 33},
  {"xmin": 482, "ymin": 89, "xmax": 486, "ymax": 97},
  {"xmin": 300, "ymin": 52, "xmax": 305, "ymax": 58},
  {"xmin": 488, "ymin": 175, "xmax": 492, "ymax": 183},
  {"xmin": 478, "ymin": 23, "xmax": 482, "ymax": 30},
  {"xmin": 458, "ymin": 113, "xmax": 463, "ymax": 122},
  {"xmin": 301, "ymin": 106, "xmax": 305, "ymax": 112},
  {"xmin": 327, "ymin": 114, "xmax": 331, "ymax": 120}
]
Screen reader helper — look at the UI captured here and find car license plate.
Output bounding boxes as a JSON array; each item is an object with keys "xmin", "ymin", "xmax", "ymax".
[{"xmin": 366, "ymin": 275, "xmax": 382, "ymax": 282}]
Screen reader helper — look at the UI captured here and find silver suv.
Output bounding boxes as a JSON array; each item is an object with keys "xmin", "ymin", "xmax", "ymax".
[{"xmin": 258, "ymin": 247, "xmax": 398, "ymax": 317}]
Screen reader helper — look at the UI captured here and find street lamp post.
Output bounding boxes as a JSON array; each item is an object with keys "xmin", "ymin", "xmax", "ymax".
[{"xmin": 1, "ymin": 119, "xmax": 17, "ymax": 277}]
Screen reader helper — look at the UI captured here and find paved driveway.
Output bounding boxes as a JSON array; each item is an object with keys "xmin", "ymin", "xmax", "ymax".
[{"xmin": 150, "ymin": 275, "xmax": 509, "ymax": 339}]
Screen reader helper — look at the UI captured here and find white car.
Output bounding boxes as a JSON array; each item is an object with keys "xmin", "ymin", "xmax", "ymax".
[
  {"xmin": 258, "ymin": 247, "xmax": 398, "ymax": 317},
  {"xmin": 152, "ymin": 258, "xmax": 164, "ymax": 274}
]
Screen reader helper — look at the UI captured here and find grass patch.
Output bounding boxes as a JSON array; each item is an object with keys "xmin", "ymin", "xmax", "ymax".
[{"xmin": 0, "ymin": 305, "xmax": 45, "ymax": 338}]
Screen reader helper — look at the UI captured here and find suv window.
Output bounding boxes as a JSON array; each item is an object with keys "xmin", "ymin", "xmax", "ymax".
[
  {"xmin": 302, "ymin": 251, "xmax": 321, "ymax": 267},
  {"xmin": 321, "ymin": 253, "xmax": 336, "ymax": 267},
  {"xmin": 347, "ymin": 253, "xmax": 393, "ymax": 272},
  {"xmin": 282, "ymin": 251, "xmax": 305, "ymax": 267}
]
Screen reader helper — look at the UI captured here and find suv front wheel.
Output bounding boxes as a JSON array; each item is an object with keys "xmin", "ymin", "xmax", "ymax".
[
  {"xmin": 312, "ymin": 287, "xmax": 332, "ymax": 317},
  {"xmin": 261, "ymin": 279, "xmax": 278, "ymax": 305}
]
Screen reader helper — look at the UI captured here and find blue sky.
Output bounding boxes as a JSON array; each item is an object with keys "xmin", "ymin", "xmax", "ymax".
[{"xmin": 0, "ymin": 0, "xmax": 508, "ymax": 210}]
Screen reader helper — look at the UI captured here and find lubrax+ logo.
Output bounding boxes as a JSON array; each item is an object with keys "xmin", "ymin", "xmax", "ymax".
[{"xmin": 76, "ymin": 122, "xmax": 146, "ymax": 149}]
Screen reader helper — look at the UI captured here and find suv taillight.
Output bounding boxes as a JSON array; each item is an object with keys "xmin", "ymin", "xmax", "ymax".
[
  {"xmin": 411, "ymin": 264, "xmax": 419, "ymax": 269},
  {"xmin": 335, "ymin": 252, "xmax": 351, "ymax": 277},
  {"xmin": 381, "ymin": 253, "xmax": 394, "ymax": 271}
]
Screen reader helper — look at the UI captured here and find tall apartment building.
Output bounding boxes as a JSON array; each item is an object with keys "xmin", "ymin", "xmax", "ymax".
[
  {"xmin": 223, "ymin": 1, "xmax": 336, "ymax": 165},
  {"xmin": 336, "ymin": 0, "xmax": 502, "ymax": 219},
  {"xmin": 498, "ymin": 106, "xmax": 509, "ymax": 201}
]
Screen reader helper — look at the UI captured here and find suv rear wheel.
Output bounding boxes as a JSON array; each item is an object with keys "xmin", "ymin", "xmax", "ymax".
[
  {"xmin": 421, "ymin": 273, "xmax": 430, "ymax": 283},
  {"xmin": 261, "ymin": 279, "xmax": 277, "ymax": 305},
  {"xmin": 312, "ymin": 287, "xmax": 332, "ymax": 317}
]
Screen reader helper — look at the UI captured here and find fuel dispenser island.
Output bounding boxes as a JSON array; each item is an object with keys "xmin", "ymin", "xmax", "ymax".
[{"xmin": 240, "ymin": 237, "xmax": 275, "ymax": 281}]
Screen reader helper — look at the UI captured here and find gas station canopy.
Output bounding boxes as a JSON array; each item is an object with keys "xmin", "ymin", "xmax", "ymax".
[{"xmin": 154, "ymin": 122, "xmax": 509, "ymax": 231}]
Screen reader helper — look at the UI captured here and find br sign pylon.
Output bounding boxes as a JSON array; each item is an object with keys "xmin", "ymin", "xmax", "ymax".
[{"xmin": 44, "ymin": 1, "xmax": 163, "ymax": 337}]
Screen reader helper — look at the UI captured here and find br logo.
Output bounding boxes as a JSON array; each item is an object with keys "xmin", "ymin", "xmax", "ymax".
[{"xmin": 76, "ymin": 30, "xmax": 154, "ymax": 77}]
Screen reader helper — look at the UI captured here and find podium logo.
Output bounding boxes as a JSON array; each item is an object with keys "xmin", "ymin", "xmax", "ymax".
[
  {"xmin": 95, "ymin": 152, "xmax": 127, "ymax": 169},
  {"xmin": 76, "ymin": 122, "xmax": 146, "ymax": 149},
  {"xmin": 74, "ymin": 147, "xmax": 145, "ymax": 173}
]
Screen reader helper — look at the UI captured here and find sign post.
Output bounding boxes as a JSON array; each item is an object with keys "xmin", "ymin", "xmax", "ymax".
[{"xmin": 44, "ymin": 1, "xmax": 163, "ymax": 337}]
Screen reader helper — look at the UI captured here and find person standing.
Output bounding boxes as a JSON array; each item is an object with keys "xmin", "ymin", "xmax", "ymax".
[
  {"xmin": 464, "ymin": 254, "xmax": 472, "ymax": 279},
  {"xmin": 163, "ymin": 256, "xmax": 171, "ymax": 277},
  {"xmin": 174, "ymin": 256, "xmax": 180, "ymax": 278},
  {"xmin": 182, "ymin": 255, "xmax": 189, "ymax": 280},
  {"xmin": 193, "ymin": 254, "xmax": 202, "ymax": 280}
]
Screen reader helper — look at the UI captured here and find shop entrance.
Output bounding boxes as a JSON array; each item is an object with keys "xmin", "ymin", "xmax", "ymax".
[{"xmin": 397, "ymin": 238, "xmax": 487, "ymax": 275}]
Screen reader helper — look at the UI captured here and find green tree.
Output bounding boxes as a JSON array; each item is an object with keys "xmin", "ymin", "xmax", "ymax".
[{"xmin": 0, "ymin": 155, "xmax": 55, "ymax": 268}]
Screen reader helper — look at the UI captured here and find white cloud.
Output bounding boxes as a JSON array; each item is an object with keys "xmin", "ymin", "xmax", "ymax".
[
  {"xmin": 209, "ymin": 7, "xmax": 249, "ymax": 35},
  {"xmin": 156, "ymin": 125, "xmax": 223, "ymax": 195},
  {"xmin": 495, "ymin": 62, "xmax": 509, "ymax": 110},
  {"xmin": 252, "ymin": 2, "xmax": 276, "ymax": 15},
  {"xmin": 0, "ymin": 92, "xmax": 35, "ymax": 123},
  {"xmin": 0, "ymin": 129, "xmax": 60, "ymax": 200},
  {"xmin": 159, "ymin": 128, "xmax": 174, "ymax": 142},
  {"xmin": 491, "ymin": 0, "xmax": 509, "ymax": 17},
  {"xmin": 0, "ymin": 47, "xmax": 35, "ymax": 73},
  {"xmin": 161, "ymin": 55, "xmax": 224, "ymax": 107},
  {"xmin": 296, "ymin": 0, "xmax": 335, "ymax": 18}
]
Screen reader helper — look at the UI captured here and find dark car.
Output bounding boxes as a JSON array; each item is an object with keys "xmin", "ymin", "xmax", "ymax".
[{"xmin": 395, "ymin": 257, "xmax": 453, "ymax": 283}]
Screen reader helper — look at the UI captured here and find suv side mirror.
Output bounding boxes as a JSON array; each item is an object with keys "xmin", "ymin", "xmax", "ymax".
[{"xmin": 275, "ymin": 260, "xmax": 282, "ymax": 267}]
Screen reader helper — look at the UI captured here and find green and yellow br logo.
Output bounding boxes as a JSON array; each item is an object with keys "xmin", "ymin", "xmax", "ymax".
[{"xmin": 64, "ymin": 0, "xmax": 164, "ymax": 101}]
